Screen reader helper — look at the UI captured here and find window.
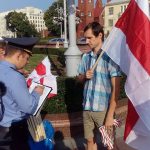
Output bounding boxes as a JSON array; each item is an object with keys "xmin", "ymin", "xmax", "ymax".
[
  {"xmin": 88, "ymin": 11, "xmax": 92, "ymax": 17},
  {"xmin": 121, "ymin": 6, "xmax": 123, "ymax": 13},
  {"xmin": 109, "ymin": 7, "xmax": 114, "ymax": 15},
  {"xmin": 124, "ymin": 5, "xmax": 127, "ymax": 10},
  {"xmin": 81, "ymin": 0, "xmax": 84, "ymax": 3},
  {"xmin": 108, "ymin": 19, "xmax": 113, "ymax": 27},
  {"xmin": 149, "ymin": 3, "xmax": 150, "ymax": 11},
  {"xmin": 81, "ymin": 12, "xmax": 84, "ymax": 16}
]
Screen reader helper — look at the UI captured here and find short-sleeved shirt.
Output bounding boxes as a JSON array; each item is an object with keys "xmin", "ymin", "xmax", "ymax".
[
  {"xmin": 0, "ymin": 61, "xmax": 40, "ymax": 127},
  {"xmin": 78, "ymin": 51, "xmax": 121, "ymax": 111}
]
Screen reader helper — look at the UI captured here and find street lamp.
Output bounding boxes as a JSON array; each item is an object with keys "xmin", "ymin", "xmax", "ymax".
[
  {"xmin": 63, "ymin": 0, "xmax": 68, "ymax": 48},
  {"xmin": 53, "ymin": 6, "xmax": 64, "ymax": 38}
]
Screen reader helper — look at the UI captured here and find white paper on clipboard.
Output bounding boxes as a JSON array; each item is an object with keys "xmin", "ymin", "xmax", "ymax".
[{"xmin": 29, "ymin": 82, "xmax": 52, "ymax": 116}]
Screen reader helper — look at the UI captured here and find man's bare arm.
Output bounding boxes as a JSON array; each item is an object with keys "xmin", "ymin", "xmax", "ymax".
[{"xmin": 104, "ymin": 76, "xmax": 121, "ymax": 129}]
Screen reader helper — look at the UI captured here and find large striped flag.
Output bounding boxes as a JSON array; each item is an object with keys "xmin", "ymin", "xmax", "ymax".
[
  {"xmin": 27, "ymin": 56, "xmax": 57, "ymax": 98},
  {"xmin": 102, "ymin": 0, "xmax": 150, "ymax": 149}
]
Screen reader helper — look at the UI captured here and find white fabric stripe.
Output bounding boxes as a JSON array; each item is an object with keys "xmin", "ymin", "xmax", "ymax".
[
  {"xmin": 126, "ymin": 119, "xmax": 150, "ymax": 150},
  {"xmin": 135, "ymin": 0, "xmax": 150, "ymax": 20},
  {"xmin": 42, "ymin": 56, "xmax": 52, "ymax": 76},
  {"xmin": 26, "ymin": 56, "xmax": 57, "ymax": 95},
  {"xmin": 102, "ymin": 27, "xmax": 150, "ymax": 130},
  {"xmin": 43, "ymin": 76, "xmax": 57, "ymax": 94}
]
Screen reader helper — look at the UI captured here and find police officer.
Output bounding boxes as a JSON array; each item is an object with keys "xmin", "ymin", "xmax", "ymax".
[{"xmin": 0, "ymin": 37, "xmax": 44, "ymax": 150}]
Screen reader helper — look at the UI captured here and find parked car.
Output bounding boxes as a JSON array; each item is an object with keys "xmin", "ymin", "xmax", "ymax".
[
  {"xmin": 77, "ymin": 37, "xmax": 87, "ymax": 45},
  {"xmin": 48, "ymin": 38, "xmax": 65, "ymax": 44}
]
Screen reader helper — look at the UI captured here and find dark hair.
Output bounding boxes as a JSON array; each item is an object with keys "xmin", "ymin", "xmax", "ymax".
[
  {"xmin": 84, "ymin": 22, "xmax": 104, "ymax": 42},
  {"xmin": 5, "ymin": 45, "xmax": 25, "ymax": 57}
]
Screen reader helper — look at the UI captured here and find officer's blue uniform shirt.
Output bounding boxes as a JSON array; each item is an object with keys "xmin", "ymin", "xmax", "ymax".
[{"xmin": 0, "ymin": 61, "xmax": 40, "ymax": 127}]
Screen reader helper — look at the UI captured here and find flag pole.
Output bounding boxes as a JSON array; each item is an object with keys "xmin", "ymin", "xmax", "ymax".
[{"xmin": 91, "ymin": 50, "xmax": 104, "ymax": 71}]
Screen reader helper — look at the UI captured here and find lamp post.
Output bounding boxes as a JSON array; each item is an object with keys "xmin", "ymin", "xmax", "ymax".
[
  {"xmin": 53, "ymin": 7, "xmax": 63, "ymax": 38},
  {"xmin": 63, "ymin": 0, "xmax": 68, "ymax": 48},
  {"xmin": 64, "ymin": 0, "xmax": 82, "ymax": 77}
]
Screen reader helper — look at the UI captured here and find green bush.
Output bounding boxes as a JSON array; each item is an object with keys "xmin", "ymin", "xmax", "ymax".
[
  {"xmin": 32, "ymin": 47, "xmax": 66, "ymax": 55},
  {"xmin": 32, "ymin": 48, "xmax": 66, "ymax": 70},
  {"xmin": 41, "ymin": 77, "xmax": 83, "ymax": 114},
  {"xmin": 119, "ymin": 74, "xmax": 127, "ymax": 99}
]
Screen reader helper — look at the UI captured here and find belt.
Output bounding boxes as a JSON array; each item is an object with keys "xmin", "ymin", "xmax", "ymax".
[
  {"xmin": 0, "ymin": 120, "xmax": 26, "ymax": 130},
  {"xmin": 0, "ymin": 125, "xmax": 10, "ymax": 132}
]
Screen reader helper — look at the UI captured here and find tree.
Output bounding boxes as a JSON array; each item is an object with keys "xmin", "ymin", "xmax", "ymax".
[
  {"xmin": 44, "ymin": 0, "xmax": 64, "ymax": 36},
  {"xmin": 5, "ymin": 11, "xmax": 39, "ymax": 37}
]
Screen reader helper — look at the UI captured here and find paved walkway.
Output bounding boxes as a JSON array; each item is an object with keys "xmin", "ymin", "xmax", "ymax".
[{"xmin": 53, "ymin": 125, "xmax": 136, "ymax": 150}]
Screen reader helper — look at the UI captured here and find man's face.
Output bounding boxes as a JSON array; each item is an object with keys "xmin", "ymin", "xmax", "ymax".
[
  {"xmin": 84, "ymin": 28, "xmax": 102, "ymax": 50},
  {"xmin": 17, "ymin": 52, "xmax": 30, "ymax": 69}
]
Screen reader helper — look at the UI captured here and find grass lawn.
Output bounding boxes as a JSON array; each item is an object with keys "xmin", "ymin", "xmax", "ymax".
[{"xmin": 25, "ymin": 54, "xmax": 47, "ymax": 72}]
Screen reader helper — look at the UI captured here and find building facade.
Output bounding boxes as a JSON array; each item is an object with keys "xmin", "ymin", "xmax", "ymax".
[
  {"xmin": 0, "ymin": 7, "xmax": 47, "ymax": 38},
  {"xmin": 103, "ymin": 0, "xmax": 150, "ymax": 37},
  {"xmin": 77, "ymin": 0, "xmax": 94, "ymax": 37},
  {"xmin": 103, "ymin": 0, "xmax": 129, "ymax": 36},
  {"xmin": 77, "ymin": 0, "xmax": 104, "ymax": 38}
]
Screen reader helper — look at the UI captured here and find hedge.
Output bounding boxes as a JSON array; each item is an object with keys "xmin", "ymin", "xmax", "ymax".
[
  {"xmin": 41, "ymin": 76, "xmax": 126, "ymax": 114},
  {"xmin": 32, "ymin": 47, "xmax": 66, "ymax": 55}
]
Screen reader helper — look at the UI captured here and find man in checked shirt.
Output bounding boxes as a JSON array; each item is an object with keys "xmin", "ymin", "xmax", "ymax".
[{"xmin": 77, "ymin": 22, "xmax": 121, "ymax": 150}]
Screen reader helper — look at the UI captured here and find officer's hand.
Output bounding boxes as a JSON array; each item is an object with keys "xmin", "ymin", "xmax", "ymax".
[
  {"xmin": 18, "ymin": 69, "xmax": 30, "ymax": 77},
  {"xmin": 34, "ymin": 86, "xmax": 44, "ymax": 95}
]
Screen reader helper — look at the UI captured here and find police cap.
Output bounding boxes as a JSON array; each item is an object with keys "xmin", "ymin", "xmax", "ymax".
[{"xmin": 3, "ymin": 37, "xmax": 39, "ymax": 55}]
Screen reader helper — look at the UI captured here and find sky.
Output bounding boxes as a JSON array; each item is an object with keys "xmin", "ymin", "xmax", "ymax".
[{"xmin": 0, "ymin": 0, "xmax": 107, "ymax": 13}]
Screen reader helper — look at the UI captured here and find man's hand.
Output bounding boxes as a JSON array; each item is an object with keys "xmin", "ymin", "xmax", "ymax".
[
  {"xmin": 34, "ymin": 86, "xmax": 44, "ymax": 95},
  {"xmin": 86, "ymin": 69, "xmax": 94, "ymax": 79},
  {"xmin": 104, "ymin": 115, "xmax": 114, "ymax": 139}
]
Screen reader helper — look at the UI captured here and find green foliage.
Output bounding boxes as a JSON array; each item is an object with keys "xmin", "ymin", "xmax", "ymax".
[
  {"xmin": 44, "ymin": 0, "xmax": 63, "ymax": 36},
  {"xmin": 5, "ymin": 11, "xmax": 39, "ymax": 37},
  {"xmin": 119, "ymin": 74, "xmax": 127, "ymax": 99},
  {"xmin": 32, "ymin": 47, "xmax": 66, "ymax": 55}
]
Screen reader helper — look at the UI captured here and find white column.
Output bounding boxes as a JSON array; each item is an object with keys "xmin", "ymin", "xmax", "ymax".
[
  {"xmin": 64, "ymin": 0, "xmax": 82, "ymax": 77},
  {"xmin": 63, "ymin": 0, "xmax": 68, "ymax": 48}
]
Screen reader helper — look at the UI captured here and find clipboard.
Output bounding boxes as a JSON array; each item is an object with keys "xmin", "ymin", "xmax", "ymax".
[{"xmin": 29, "ymin": 82, "xmax": 53, "ymax": 116}]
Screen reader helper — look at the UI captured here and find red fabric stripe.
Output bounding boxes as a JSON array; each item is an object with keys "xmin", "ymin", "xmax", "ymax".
[
  {"xmin": 40, "ymin": 77, "xmax": 44, "ymax": 85},
  {"xmin": 124, "ymin": 100, "xmax": 139, "ymax": 140},
  {"xmin": 115, "ymin": 0, "xmax": 150, "ymax": 140},
  {"xmin": 48, "ymin": 93, "xmax": 56, "ymax": 98},
  {"xmin": 35, "ymin": 62, "xmax": 46, "ymax": 75},
  {"xmin": 27, "ymin": 78, "xmax": 32, "ymax": 87},
  {"xmin": 115, "ymin": 0, "xmax": 150, "ymax": 75}
]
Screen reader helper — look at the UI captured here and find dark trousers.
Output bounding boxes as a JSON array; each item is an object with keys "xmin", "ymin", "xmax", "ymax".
[{"xmin": 0, "ymin": 120, "xmax": 30, "ymax": 150}]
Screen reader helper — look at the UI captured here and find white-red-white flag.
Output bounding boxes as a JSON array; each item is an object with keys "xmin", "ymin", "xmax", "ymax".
[
  {"xmin": 102, "ymin": 0, "xmax": 150, "ymax": 149},
  {"xmin": 27, "ymin": 56, "xmax": 57, "ymax": 98}
]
